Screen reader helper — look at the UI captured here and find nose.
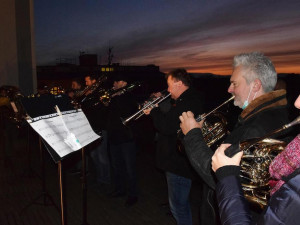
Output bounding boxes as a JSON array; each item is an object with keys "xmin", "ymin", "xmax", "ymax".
[{"xmin": 228, "ymin": 84, "xmax": 234, "ymax": 93}]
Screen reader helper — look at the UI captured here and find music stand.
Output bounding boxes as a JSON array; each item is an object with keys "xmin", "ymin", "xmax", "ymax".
[
  {"xmin": 21, "ymin": 135, "xmax": 60, "ymax": 211},
  {"xmin": 20, "ymin": 94, "xmax": 99, "ymax": 225}
]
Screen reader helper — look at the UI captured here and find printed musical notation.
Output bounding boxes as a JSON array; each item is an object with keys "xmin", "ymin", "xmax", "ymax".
[{"xmin": 28, "ymin": 109, "xmax": 100, "ymax": 158}]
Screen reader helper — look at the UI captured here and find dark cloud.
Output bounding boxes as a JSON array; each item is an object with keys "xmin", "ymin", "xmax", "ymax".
[{"xmin": 35, "ymin": 0, "xmax": 300, "ymax": 74}]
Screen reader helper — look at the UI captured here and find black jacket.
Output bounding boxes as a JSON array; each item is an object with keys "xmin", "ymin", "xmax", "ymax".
[
  {"xmin": 81, "ymin": 93, "xmax": 108, "ymax": 132},
  {"xmin": 150, "ymin": 87, "xmax": 204, "ymax": 179},
  {"xmin": 106, "ymin": 92, "xmax": 137, "ymax": 144},
  {"xmin": 184, "ymin": 89, "xmax": 290, "ymax": 189}
]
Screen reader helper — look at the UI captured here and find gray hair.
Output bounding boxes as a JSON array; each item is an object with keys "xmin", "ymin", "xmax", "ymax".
[{"xmin": 233, "ymin": 52, "xmax": 277, "ymax": 93}]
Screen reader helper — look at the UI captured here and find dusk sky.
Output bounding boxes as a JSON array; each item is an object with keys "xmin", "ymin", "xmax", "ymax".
[{"xmin": 34, "ymin": 0, "xmax": 300, "ymax": 75}]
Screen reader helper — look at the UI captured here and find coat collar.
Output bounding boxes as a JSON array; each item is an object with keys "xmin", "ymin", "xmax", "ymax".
[
  {"xmin": 176, "ymin": 87, "xmax": 194, "ymax": 102},
  {"xmin": 240, "ymin": 89, "xmax": 287, "ymax": 121}
]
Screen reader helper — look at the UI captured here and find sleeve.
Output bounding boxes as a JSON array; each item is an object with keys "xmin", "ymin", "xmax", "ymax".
[
  {"xmin": 183, "ymin": 128, "xmax": 217, "ymax": 189},
  {"xmin": 216, "ymin": 171, "xmax": 253, "ymax": 225}
]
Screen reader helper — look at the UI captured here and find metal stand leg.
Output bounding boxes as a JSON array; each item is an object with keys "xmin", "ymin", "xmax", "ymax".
[
  {"xmin": 58, "ymin": 161, "xmax": 67, "ymax": 225},
  {"xmin": 21, "ymin": 137, "xmax": 59, "ymax": 213},
  {"xmin": 81, "ymin": 147, "xmax": 89, "ymax": 225}
]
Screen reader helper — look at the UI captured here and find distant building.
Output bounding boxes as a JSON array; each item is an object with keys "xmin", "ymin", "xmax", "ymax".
[{"xmin": 36, "ymin": 53, "xmax": 165, "ymax": 95}]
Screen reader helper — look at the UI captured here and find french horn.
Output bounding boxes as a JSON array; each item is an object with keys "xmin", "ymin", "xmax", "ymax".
[
  {"xmin": 178, "ymin": 96, "xmax": 234, "ymax": 149},
  {"xmin": 237, "ymin": 116, "xmax": 300, "ymax": 209}
]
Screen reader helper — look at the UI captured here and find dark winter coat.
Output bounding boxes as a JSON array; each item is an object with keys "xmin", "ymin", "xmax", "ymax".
[
  {"xmin": 150, "ymin": 87, "xmax": 204, "ymax": 179},
  {"xmin": 81, "ymin": 93, "xmax": 108, "ymax": 132},
  {"xmin": 216, "ymin": 167, "xmax": 300, "ymax": 225},
  {"xmin": 106, "ymin": 92, "xmax": 137, "ymax": 144}
]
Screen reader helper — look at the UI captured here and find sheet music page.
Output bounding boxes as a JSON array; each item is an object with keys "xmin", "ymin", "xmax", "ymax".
[{"xmin": 28, "ymin": 109, "xmax": 100, "ymax": 158}]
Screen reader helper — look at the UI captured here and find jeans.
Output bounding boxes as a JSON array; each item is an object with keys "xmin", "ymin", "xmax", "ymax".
[
  {"xmin": 89, "ymin": 130, "xmax": 110, "ymax": 184},
  {"xmin": 110, "ymin": 141, "xmax": 137, "ymax": 197},
  {"xmin": 166, "ymin": 172, "xmax": 192, "ymax": 225}
]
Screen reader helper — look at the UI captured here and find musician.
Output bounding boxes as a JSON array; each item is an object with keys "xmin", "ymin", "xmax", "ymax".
[
  {"xmin": 106, "ymin": 75, "xmax": 139, "ymax": 207},
  {"xmin": 144, "ymin": 68, "xmax": 204, "ymax": 225},
  {"xmin": 67, "ymin": 78, "xmax": 83, "ymax": 99},
  {"xmin": 212, "ymin": 94, "xmax": 300, "ymax": 225},
  {"xmin": 0, "ymin": 85, "xmax": 22, "ymax": 168},
  {"xmin": 36, "ymin": 83, "xmax": 50, "ymax": 96},
  {"xmin": 81, "ymin": 74, "xmax": 111, "ymax": 187},
  {"xmin": 179, "ymin": 52, "xmax": 290, "ymax": 225}
]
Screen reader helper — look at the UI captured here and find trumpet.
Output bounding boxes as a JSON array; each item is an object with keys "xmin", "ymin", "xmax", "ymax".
[
  {"xmin": 121, "ymin": 90, "xmax": 171, "ymax": 125},
  {"xmin": 72, "ymin": 75, "xmax": 107, "ymax": 106},
  {"xmin": 178, "ymin": 96, "xmax": 234, "ymax": 148},
  {"xmin": 100, "ymin": 81, "xmax": 141, "ymax": 106}
]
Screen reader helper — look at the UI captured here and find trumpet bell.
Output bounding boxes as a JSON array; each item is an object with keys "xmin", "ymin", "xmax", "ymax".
[{"xmin": 202, "ymin": 112, "xmax": 229, "ymax": 148}]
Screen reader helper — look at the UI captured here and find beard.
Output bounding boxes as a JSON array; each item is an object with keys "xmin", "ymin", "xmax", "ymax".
[{"xmin": 233, "ymin": 97, "xmax": 242, "ymax": 108}]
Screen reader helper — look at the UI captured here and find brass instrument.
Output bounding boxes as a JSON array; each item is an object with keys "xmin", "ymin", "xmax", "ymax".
[
  {"xmin": 178, "ymin": 96, "xmax": 234, "ymax": 148},
  {"xmin": 121, "ymin": 90, "xmax": 171, "ymax": 125},
  {"xmin": 72, "ymin": 75, "xmax": 107, "ymax": 106},
  {"xmin": 100, "ymin": 81, "xmax": 141, "ymax": 106},
  {"xmin": 237, "ymin": 116, "xmax": 300, "ymax": 209},
  {"xmin": 0, "ymin": 85, "xmax": 25, "ymax": 127}
]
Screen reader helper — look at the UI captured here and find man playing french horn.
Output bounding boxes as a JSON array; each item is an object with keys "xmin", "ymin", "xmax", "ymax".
[
  {"xmin": 179, "ymin": 52, "xmax": 291, "ymax": 225},
  {"xmin": 212, "ymin": 95, "xmax": 300, "ymax": 225}
]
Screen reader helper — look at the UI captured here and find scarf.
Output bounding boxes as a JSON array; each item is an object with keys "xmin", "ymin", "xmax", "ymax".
[{"xmin": 269, "ymin": 134, "xmax": 300, "ymax": 195}]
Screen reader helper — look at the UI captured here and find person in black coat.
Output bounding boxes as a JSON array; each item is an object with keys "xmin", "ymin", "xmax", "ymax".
[
  {"xmin": 211, "ymin": 94, "xmax": 300, "ymax": 225},
  {"xmin": 179, "ymin": 52, "xmax": 291, "ymax": 225},
  {"xmin": 106, "ymin": 75, "xmax": 139, "ymax": 207},
  {"xmin": 144, "ymin": 68, "xmax": 204, "ymax": 225},
  {"xmin": 80, "ymin": 74, "xmax": 110, "ymax": 187}
]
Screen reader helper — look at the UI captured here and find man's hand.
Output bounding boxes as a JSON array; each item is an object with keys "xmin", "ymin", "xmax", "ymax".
[
  {"xmin": 85, "ymin": 90, "xmax": 92, "ymax": 96},
  {"xmin": 212, "ymin": 144, "xmax": 243, "ymax": 172},
  {"xmin": 143, "ymin": 92, "xmax": 162, "ymax": 115},
  {"xmin": 179, "ymin": 111, "xmax": 201, "ymax": 135},
  {"xmin": 151, "ymin": 92, "xmax": 162, "ymax": 98},
  {"xmin": 143, "ymin": 108, "xmax": 152, "ymax": 115}
]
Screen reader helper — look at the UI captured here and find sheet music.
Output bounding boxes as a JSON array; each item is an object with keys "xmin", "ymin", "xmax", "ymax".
[{"xmin": 28, "ymin": 109, "xmax": 100, "ymax": 158}]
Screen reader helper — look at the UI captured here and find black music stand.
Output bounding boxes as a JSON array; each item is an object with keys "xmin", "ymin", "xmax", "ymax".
[
  {"xmin": 20, "ymin": 94, "xmax": 94, "ymax": 225},
  {"xmin": 21, "ymin": 136, "xmax": 60, "ymax": 211}
]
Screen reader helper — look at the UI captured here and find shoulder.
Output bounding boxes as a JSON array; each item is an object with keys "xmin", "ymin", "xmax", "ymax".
[
  {"xmin": 180, "ymin": 88, "xmax": 204, "ymax": 107},
  {"xmin": 229, "ymin": 106, "xmax": 290, "ymax": 141},
  {"xmin": 263, "ymin": 172, "xmax": 300, "ymax": 224}
]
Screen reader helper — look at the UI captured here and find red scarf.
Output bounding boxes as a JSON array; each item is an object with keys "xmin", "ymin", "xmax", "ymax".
[{"xmin": 269, "ymin": 134, "xmax": 300, "ymax": 195}]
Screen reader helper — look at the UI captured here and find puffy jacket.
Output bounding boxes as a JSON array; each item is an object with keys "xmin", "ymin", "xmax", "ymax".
[{"xmin": 216, "ymin": 167, "xmax": 300, "ymax": 225}]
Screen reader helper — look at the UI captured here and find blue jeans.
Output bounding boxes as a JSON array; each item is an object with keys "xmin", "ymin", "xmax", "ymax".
[
  {"xmin": 90, "ymin": 130, "xmax": 110, "ymax": 184},
  {"xmin": 166, "ymin": 172, "xmax": 192, "ymax": 225},
  {"xmin": 110, "ymin": 141, "xmax": 137, "ymax": 197}
]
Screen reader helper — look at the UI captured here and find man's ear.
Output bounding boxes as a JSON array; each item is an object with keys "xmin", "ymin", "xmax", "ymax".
[
  {"xmin": 176, "ymin": 80, "xmax": 183, "ymax": 87},
  {"xmin": 253, "ymin": 79, "xmax": 262, "ymax": 92}
]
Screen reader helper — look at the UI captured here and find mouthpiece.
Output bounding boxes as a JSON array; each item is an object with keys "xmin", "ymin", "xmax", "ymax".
[{"xmin": 284, "ymin": 116, "xmax": 300, "ymax": 129}]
